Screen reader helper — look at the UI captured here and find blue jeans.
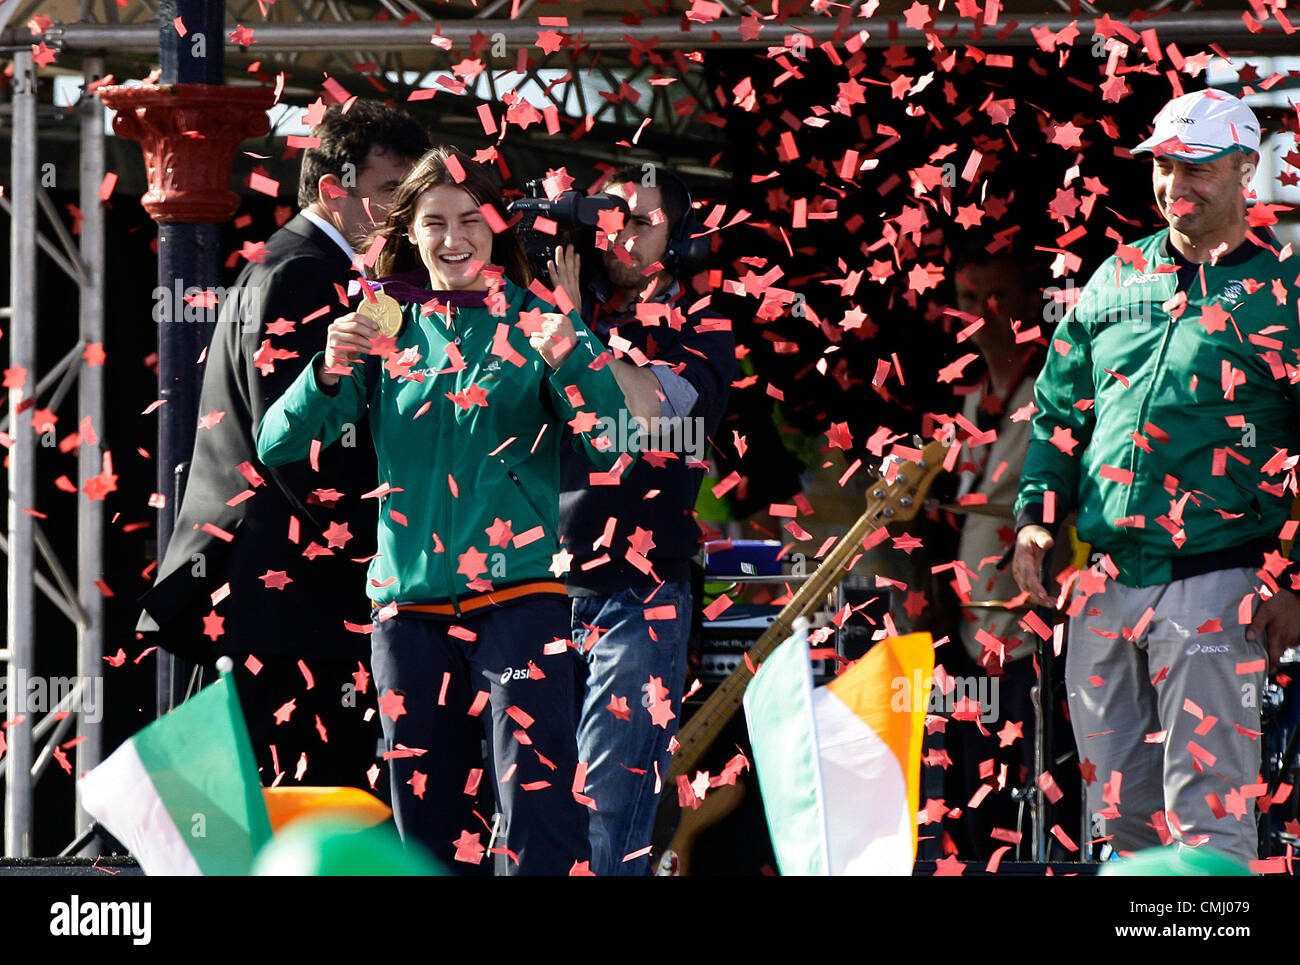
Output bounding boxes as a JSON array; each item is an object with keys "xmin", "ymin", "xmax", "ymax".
[{"xmin": 572, "ymin": 581, "xmax": 691, "ymax": 876}]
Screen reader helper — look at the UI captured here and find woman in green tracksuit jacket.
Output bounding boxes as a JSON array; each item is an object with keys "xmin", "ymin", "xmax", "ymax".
[{"xmin": 256, "ymin": 148, "xmax": 633, "ymax": 875}]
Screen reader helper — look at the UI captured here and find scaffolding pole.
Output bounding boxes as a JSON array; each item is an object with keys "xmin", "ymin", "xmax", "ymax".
[
  {"xmin": 4, "ymin": 48, "xmax": 38, "ymax": 858},
  {"xmin": 75, "ymin": 54, "xmax": 107, "ymax": 848}
]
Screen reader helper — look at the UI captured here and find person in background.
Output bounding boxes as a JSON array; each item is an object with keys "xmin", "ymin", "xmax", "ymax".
[
  {"xmin": 556, "ymin": 164, "xmax": 737, "ymax": 875},
  {"xmin": 937, "ymin": 241, "xmax": 1069, "ymax": 858}
]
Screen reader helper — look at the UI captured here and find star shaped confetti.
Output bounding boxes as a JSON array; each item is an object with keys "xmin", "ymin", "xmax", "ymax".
[{"xmin": 377, "ymin": 689, "xmax": 406, "ymax": 722}]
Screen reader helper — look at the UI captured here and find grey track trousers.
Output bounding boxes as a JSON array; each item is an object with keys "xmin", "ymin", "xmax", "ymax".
[{"xmin": 1066, "ymin": 566, "xmax": 1267, "ymax": 864}]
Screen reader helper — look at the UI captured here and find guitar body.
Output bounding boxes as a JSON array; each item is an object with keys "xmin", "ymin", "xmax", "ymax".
[
  {"xmin": 653, "ymin": 781, "xmax": 746, "ymax": 877},
  {"xmin": 652, "ymin": 439, "xmax": 952, "ymax": 875}
]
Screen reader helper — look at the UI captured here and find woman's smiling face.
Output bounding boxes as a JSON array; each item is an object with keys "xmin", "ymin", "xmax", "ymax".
[{"xmin": 407, "ymin": 184, "xmax": 495, "ymax": 291}]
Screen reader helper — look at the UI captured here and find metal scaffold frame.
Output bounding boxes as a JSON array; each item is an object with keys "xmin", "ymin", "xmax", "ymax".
[
  {"xmin": 1, "ymin": 0, "xmax": 1293, "ymax": 859},
  {"xmin": 1, "ymin": 47, "xmax": 107, "ymax": 858}
]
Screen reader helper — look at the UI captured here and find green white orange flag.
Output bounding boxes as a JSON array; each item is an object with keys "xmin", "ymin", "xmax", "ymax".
[
  {"xmin": 78, "ymin": 671, "xmax": 272, "ymax": 875},
  {"xmin": 744, "ymin": 630, "xmax": 933, "ymax": 876}
]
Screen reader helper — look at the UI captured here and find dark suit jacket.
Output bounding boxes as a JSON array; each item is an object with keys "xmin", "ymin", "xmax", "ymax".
[{"xmin": 139, "ymin": 214, "xmax": 377, "ymax": 663}]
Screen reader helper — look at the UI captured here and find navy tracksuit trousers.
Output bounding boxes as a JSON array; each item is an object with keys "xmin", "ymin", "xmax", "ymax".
[{"xmin": 369, "ymin": 596, "xmax": 590, "ymax": 875}]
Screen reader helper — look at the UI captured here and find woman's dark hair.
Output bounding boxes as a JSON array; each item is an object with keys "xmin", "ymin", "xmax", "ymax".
[
  {"xmin": 296, "ymin": 101, "xmax": 429, "ymax": 209},
  {"xmin": 371, "ymin": 146, "xmax": 531, "ymax": 286}
]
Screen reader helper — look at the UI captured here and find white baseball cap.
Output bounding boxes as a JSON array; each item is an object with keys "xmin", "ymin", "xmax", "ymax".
[{"xmin": 1132, "ymin": 89, "xmax": 1261, "ymax": 162}]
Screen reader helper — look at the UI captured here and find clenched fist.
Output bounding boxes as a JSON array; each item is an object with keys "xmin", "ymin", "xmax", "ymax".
[
  {"xmin": 529, "ymin": 311, "xmax": 578, "ymax": 370},
  {"xmin": 319, "ymin": 312, "xmax": 379, "ymax": 387}
]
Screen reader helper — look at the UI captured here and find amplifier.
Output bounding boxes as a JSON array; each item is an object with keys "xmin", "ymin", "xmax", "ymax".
[{"xmin": 697, "ymin": 605, "xmax": 837, "ymax": 687}]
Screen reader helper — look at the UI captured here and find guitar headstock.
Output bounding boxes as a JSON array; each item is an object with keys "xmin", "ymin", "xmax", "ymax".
[{"xmin": 866, "ymin": 437, "xmax": 951, "ymax": 524}]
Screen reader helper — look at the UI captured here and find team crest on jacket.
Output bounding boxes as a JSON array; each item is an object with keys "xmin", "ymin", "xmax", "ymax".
[{"xmin": 1219, "ymin": 280, "xmax": 1247, "ymax": 306}]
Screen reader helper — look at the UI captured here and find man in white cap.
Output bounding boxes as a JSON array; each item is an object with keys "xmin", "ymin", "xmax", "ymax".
[{"xmin": 1012, "ymin": 88, "xmax": 1296, "ymax": 864}]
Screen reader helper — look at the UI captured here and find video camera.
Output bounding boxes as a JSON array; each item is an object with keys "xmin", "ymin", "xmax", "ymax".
[
  {"xmin": 509, "ymin": 174, "xmax": 712, "ymax": 289},
  {"xmin": 509, "ymin": 185, "xmax": 631, "ymax": 287}
]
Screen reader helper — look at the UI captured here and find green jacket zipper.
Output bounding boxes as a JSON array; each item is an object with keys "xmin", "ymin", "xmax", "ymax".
[{"xmin": 503, "ymin": 458, "xmax": 558, "ymax": 549}]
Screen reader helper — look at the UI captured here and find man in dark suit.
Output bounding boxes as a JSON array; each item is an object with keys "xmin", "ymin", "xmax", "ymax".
[{"xmin": 139, "ymin": 102, "xmax": 428, "ymax": 788}]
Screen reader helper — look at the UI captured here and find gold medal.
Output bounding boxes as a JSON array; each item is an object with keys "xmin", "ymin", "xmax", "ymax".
[{"xmin": 357, "ymin": 290, "xmax": 403, "ymax": 338}]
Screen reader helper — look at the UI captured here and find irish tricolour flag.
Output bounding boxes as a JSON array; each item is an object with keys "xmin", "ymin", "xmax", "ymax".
[
  {"xmin": 744, "ymin": 630, "xmax": 933, "ymax": 876},
  {"xmin": 78, "ymin": 671, "xmax": 272, "ymax": 875}
]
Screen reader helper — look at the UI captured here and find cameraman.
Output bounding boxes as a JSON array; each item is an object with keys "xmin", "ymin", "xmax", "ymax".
[{"xmin": 555, "ymin": 166, "xmax": 737, "ymax": 876}]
